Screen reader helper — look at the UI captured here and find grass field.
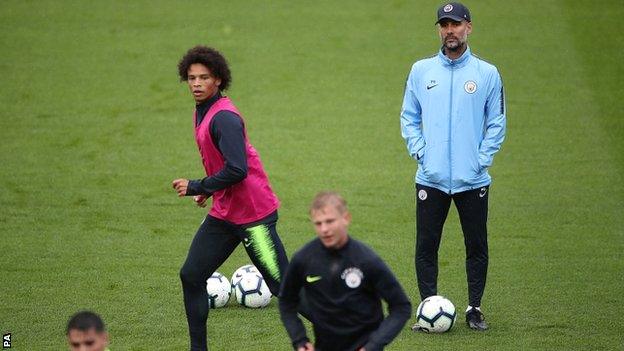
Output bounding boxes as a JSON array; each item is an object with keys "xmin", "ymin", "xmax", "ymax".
[{"xmin": 1, "ymin": 0, "xmax": 623, "ymax": 350}]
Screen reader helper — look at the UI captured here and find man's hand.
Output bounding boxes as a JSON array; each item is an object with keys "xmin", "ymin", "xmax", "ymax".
[
  {"xmin": 172, "ymin": 178, "xmax": 190, "ymax": 197},
  {"xmin": 194, "ymin": 195, "xmax": 208, "ymax": 207},
  {"xmin": 297, "ymin": 342, "xmax": 314, "ymax": 351}
]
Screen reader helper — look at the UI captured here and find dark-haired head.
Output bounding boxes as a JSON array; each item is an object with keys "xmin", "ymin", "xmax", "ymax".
[
  {"xmin": 66, "ymin": 311, "xmax": 105, "ymax": 335},
  {"xmin": 178, "ymin": 46, "xmax": 232, "ymax": 91}
]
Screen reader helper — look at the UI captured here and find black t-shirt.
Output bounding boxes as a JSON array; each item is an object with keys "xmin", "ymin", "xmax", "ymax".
[{"xmin": 279, "ymin": 237, "xmax": 411, "ymax": 351}]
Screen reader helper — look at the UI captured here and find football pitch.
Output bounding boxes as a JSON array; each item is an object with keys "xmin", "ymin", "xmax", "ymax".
[{"xmin": 1, "ymin": 0, "xmax": 622, "ymax": 350}]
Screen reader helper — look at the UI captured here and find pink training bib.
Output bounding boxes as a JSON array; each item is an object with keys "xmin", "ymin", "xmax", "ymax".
[{"xmin": 194, "ymin": 97, "xmax": 279, "ymax": 224}]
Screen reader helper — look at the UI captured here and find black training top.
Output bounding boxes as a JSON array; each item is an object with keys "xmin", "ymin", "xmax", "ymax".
[
  {"xmin": 186, "ymin": 92, "xmax": 248, "ymax": 196},
  {"xmin": 279, "ymin": 237, "xmax": 411, "ymax": 351}
]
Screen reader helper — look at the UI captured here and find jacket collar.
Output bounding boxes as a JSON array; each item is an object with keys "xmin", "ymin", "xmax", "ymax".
[{"xmin": 437, "ymin": 46, "xmax": 472, "ymax": 68}]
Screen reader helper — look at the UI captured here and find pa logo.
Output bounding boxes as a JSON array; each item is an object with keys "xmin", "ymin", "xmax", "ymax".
[
  {"xmin": 443, "ymin": 4, "xmax": 453, "ymax": 12},
  {"xmin": 3, "ymin": 333, "xmax": 11, "ymax": 349}
]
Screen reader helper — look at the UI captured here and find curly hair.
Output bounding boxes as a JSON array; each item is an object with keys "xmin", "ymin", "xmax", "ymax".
[{"xmin": 178, "ymin": 46, "xmax": 231, "ymax": 91}]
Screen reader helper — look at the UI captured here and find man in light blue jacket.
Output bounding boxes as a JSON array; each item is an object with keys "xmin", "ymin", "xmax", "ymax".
[{"xmin": 400, "ymin": 2, "xmax": 506, "ymax": 331}]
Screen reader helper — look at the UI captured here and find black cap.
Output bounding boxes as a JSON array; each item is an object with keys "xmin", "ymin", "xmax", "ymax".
[{"xmin": 436, "ymin": 2, "xmax": 471, "ymax": 24}]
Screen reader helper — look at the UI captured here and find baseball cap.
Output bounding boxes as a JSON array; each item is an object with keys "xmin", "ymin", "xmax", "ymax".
[{"xmin": 436, "ymin": 2, "xmax": 471, "ymax": 24}]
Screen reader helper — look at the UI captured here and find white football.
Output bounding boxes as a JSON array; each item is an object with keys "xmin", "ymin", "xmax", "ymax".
[
  {"xmin": 205, "ymin": 271, "xmax": 231, "ymax": 308},
  {"xmin": 415, "ymin": 295, "xmax": 457, "ymax": 333},
  {"xmin": 231, "ymin": 264, "xmax": 260, "ymax": 287},
  {"xmin": 234, "ymin": 271, "xmax": 272, "ymax": 308}
]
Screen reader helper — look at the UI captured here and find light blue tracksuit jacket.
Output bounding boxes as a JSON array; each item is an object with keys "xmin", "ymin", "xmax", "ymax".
[{"xmin": 401, "ymin": 46, "xmax": 506, "ymax": 194}]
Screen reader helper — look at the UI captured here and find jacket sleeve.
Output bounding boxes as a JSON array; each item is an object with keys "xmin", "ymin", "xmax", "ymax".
[
  {"xmin": 362, "ymin": 257, "xmax": 412, "ymax": 351},
  {"xmin": 400, "ymin": 65, "xmax": 425, "ymax": 163},
  {"xmin": 478, "ymin": 69, "xmax": 506, "ymax": 170},
  {"xmin": 278, "ymin": 254, "xmax": 310, "ymax": 350}
]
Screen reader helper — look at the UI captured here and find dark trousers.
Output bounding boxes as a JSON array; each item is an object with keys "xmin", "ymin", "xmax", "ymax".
[
  {"xmin": 179, "ymin": 211, "xmax": 288, "ymax": 351},
  {"xmin": 415, "ymin": 184, "xmax": 489, "ymax": 307},
  {"xmin": 314, "ymin": 323, "xmax": 378, "ymax": 351}
]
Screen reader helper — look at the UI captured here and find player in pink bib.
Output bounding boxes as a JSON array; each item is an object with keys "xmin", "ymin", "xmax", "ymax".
[{"xmin": 172, "ymin": 46, "xmax": 289, "ymax": 351}]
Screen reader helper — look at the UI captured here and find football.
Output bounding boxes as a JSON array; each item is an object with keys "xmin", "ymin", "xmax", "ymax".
[
  {"xmin": 231, "ymin": 264, "xmax": 259, "ymax": 287},
  {"xmin": 414, "ymin": 295, "xmax": 457, "ymax": 333},
  {"xmin": 205, "ymin": 271, "xmax": 231, "ymax": 308},
  {"xmin": 233, "ymin": 271, "xmax": 272, "ymax": 308}
]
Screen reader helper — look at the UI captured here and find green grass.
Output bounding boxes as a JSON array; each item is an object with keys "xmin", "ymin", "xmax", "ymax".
[{"xmin": 1, "ymin": 0, "xmax": 623, "ymax": 350}]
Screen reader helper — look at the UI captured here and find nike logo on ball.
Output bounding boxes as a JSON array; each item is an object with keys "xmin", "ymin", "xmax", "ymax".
[{"xmin": 306, "ymin": 275, "xmax": 322, "ymax": 283}]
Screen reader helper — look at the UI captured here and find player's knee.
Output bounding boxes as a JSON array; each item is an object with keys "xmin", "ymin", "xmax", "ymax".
[
  {"xmin": 416, "ymin": 250, "xmax": 436, "ymax": 262},
  {"xmin": 465, "ymin": 244, "xmax": 488, "ymax": 259},
  {"xmin": 179, "ymin": 264, "xmax": 203, "ymax": 286}
]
